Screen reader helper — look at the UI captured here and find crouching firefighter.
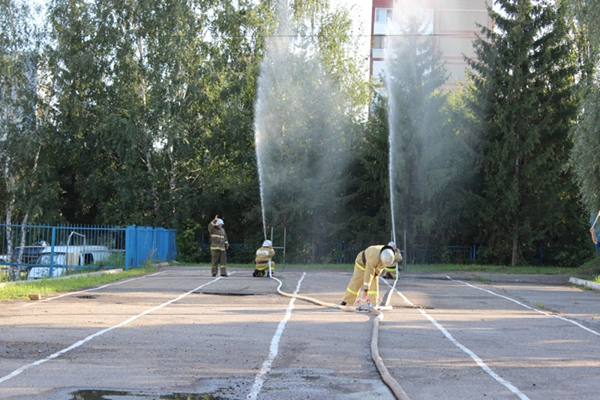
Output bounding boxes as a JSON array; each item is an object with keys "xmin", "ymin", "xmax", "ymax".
[
  {"xmin": 340, "ymin": 244, "xmax": 397, "ymax": 307},
  {"xmin": 382, "ymin": 242, "xmax": 403, "ymax": 279},
  {"xmin": 253, "ymin": 240, "xmax": 275, "ymax": 277}
]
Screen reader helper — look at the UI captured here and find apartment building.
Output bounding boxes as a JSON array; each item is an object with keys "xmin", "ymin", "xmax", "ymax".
[{"xmin": 370, "ymin": 0, "xmax": 491, "ymax": 88}]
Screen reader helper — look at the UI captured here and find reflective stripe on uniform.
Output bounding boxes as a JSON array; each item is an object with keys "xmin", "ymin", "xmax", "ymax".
[
  {"xmin": 355, "ymin": 262, "xmax": 365, "ymax": 271},
  {"xmin": 211, "ymin": 247, "xmax": 225, "ymax": 251},
  {"xmin": 346, "ymin": 287, "xmax": 358, "ymax": 295}
]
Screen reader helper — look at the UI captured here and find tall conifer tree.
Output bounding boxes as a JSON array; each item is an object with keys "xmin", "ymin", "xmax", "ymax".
[
  {"xmin": 385, "ymin": 11, "xmax": 450, "ymax": 257},
  {"xmin": 466, "ymin": 0, "xmax": 580, "ymax": 266}
]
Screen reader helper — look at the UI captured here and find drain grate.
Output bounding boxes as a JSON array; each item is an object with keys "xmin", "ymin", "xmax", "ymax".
[{"xmin": 76, "ymin": 295, "xmax": 96, "ymax": 299}]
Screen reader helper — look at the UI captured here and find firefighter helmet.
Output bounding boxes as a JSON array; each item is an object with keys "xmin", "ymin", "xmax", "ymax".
[{"xmin": 380, "ymin": 248, "xmax": 395, "ymax": 266}]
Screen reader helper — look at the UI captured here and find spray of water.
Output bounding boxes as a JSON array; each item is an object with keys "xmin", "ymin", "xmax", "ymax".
[
  {"xmin": 253, "ymin": 1, "xmax": 352, "ymax": 256},
  {"xmin": 384, "ymin": 0, "xmax": 450, "ymax": 256}
]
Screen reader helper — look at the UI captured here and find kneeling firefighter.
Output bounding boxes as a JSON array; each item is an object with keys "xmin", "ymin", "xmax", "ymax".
[
  {"xmin": 340, "ymin": 244, "xmax": 400, "ymax": 307},
  {"xmin": 382, "ymin": 242, "xmax": 403, "ymax": 279},
  {"xmin": 253, "ymin": 240, "xmax": 275, "ymax": 277}
]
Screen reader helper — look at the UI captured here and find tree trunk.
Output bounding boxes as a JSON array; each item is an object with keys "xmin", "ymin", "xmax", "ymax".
[
  {"xmin": 511, "ymin": 221, "xmax": 519, "ymax": 266},
  {"xmin": 512, "ymin": 130, "xmax": 521, "ymax": 266}
]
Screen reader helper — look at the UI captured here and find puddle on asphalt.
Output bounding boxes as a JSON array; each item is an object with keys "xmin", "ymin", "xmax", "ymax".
[{"xmin": 70, "ymin": 389, "xmax": 227, "ymax": 400}]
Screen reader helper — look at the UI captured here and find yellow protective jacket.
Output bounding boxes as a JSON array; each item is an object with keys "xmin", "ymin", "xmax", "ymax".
[
  {"xmin": 208, "ymin": 221, "xmax": 228, "ymax": 251},
  {"xmin": 255, "ymin": 246, "xmax": 275, "ymax": 269},
  {"xmin": 356, "ymin": 245, "xmax": 390, "ymax": 291}
]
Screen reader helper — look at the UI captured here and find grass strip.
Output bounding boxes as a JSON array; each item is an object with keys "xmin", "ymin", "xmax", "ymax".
[{"xmin": 0, "ymin": 266, "xmax": 156, "ymax": 301}]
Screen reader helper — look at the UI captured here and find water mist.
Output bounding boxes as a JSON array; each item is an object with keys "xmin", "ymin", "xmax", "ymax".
[{"xmin": 253, "ymin": 1, "xmax": 352, "ymax": 258}]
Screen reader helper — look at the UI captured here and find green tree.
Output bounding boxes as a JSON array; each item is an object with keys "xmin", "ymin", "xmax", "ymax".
[
  {"xmin": 254, "ymin": 0, "xmax": 367, "ymax": 263},
  {"xmin": 384, "ymin": 11, "xmax": 451, "ymax": 258},
  {"xmin": 466, "ymin": 0, "xmax": 582, "ymax": 266},
  {"xmin": 0, "ymin": 0, "xmax": 47, "ymax": 268},
  {"xmin": 346, "ymin": 94, "xmax": 390, "ymax": 246},
  {"xmin": 569, "ymin": 0, "xmax": 600, "ymax": 213}
]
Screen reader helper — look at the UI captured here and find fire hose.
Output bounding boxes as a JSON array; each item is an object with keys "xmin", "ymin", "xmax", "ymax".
[{"xmin": 266, "ymin": 262, "xmax": 411, "ymax": 400}]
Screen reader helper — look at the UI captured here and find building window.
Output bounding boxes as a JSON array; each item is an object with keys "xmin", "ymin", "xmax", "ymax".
[
  {"xmin": 373, "ymin": 35, "xmax": 386, "ymax": 49},
  {"xmin": 375, "ymin": 8, "xmax": 393, "ymax": 23}
]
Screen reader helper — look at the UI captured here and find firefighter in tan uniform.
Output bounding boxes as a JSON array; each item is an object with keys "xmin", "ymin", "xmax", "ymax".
[
  {"xmin": 340, "ymin": 244, "xmax": 401, "ymax": 307},
  {"xmin": 382, "ymin": 242, "xmax": 403, "ymax": 279},
  {"xmin": 208, "ymin": 215, "xmax": 229, "ymax": 277},
  {"xmin": 253, "ymin": 240, "xmax": 275, "ymax": 277}
]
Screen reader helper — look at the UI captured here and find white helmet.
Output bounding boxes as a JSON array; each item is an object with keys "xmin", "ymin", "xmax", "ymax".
[
  {"xmin": 380, "ymin": 248, "xmax": 395, "ymax": 266},
  {"xmin": 215, "ymin": 218, "xmax": 224, "ymax": 226},
  {"xmin": 387, "ymin": 241, "xmax": 396, "ymax": 249},
  {"xmin": 262, "ymin": 240, "xmax": 272, "ymax": 247}
]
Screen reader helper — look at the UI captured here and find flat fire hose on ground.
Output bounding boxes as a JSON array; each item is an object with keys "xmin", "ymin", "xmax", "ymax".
[{"xmin": 265, "ymin": 262, "xmax": 411, "ymax": 400}]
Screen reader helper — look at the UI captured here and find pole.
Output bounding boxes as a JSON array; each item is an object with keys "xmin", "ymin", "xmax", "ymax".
[{"xmin": 403, "ymin": 229, "xmax": 407, "ymax": 271}]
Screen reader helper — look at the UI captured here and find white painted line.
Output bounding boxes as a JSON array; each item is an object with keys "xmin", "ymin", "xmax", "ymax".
[
  {"xmin": 22, "ymin": 271, "xmax": 168, "ymax": 307},
  {"xmin": 247, "ymin": 272, "xmax": 306, "ymax": 400},
  {"xmin": 449, "ymin": 277, "xmax": 600, "ymax": 337},
  {"xmin": 383, "ymin": 280, "xmax": 530, "ymax": 400},
  {"xmin": 0, "ymin": 275, "xmax": 221, "ymax": 385}
]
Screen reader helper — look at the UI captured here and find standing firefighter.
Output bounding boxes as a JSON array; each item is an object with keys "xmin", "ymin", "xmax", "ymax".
[
  {"xmin": 208, "ymin": 215, "xmax": 229, "ymax": 277},
  {"xmin": 340, "ymin": 244, "xmax": 401, "ymax": 307},
  {"xmin": 253, "ymin": 240, "xmax": 275, "ymax": 277},
  {"xmin": 382, "ymin": 242, "xmax": 403, "ymax": 279}
]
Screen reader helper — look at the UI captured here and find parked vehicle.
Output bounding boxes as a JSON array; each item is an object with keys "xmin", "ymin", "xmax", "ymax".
[
  {"xmin": 28, "ymin": 245, "xmax": 111, "ymax": 279},
  {"xmin": 12, "ymin": 241, "xmax": 49, "ymax": 270}
]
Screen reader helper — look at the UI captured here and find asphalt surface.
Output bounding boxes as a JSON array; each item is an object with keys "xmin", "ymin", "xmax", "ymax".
[{"xmin": 0, "ymin": 266, "xmax": 598, "ymax": 400}]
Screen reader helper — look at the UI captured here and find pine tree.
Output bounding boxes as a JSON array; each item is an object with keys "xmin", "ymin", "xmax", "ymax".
[
  {"xmin": 569, "ymin": 0, "xmax": 600, "ymax": 213},
  {"xmin": 385, "ymin": 11, "xmax": 450, "ymax": 258},
  {"xmin": 466, "ymin": 0, "xmax": 580, "ymax": 266}
]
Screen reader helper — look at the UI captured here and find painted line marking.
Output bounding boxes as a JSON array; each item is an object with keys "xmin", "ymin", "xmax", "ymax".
[
  {"xmin": 247, "ymin": 272, "xmax": 306, "ymax": 400},
  {"xmin": 0, "ymin": 275, "xmax": 222, "ymax": 385},
  {"xmin": 448, "ymin": 277, "xmax": 600, "ymax": 337},
  {"xmin": 22, "ymin": 271, "xmax": 168, "ymax": 306},
  {"xmin": 382, "ymin": 279, "xmax": 530, "ymax": 400}
]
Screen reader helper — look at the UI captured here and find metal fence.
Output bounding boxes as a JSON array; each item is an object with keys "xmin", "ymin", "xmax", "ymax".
[
  {"xmin": 1, "ymin": 223, "xmax": 177, "ymax": 281},
  {"xmin": 335, "ymin": 241, "xmax": 482, "ymax": 265}
]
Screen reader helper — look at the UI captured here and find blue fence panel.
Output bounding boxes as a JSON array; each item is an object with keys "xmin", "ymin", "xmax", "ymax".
[
  {"xmin": 124, "ymin": 225, "xmax": 177, "ymax": 269},
  {"xmin": 136, "ymin": 227, "xmax": 153, "ymax": 265},
  {"xmin": 154, "ymin": 228, "xmax": 168, "ymax": 262},
  {"xmin": 125, "ymin": 225, "xmax": 136, "ymax": 268}
]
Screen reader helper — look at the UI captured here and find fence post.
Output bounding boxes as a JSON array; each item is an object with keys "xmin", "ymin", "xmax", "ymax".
[{"xmin": 49, "ymin": 227, "xmax": 56, "ymax": 277}]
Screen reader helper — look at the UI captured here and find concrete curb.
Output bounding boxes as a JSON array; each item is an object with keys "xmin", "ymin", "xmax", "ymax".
[{"xmin": 569, "ymin": 277, "xmax": 600, "ymax": 291}]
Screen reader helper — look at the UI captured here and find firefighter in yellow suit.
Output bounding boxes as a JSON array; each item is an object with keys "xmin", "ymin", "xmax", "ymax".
[
  {"xmin": 208, "ymin": 215, "xmax": 229, "ymax": 277},
  {"xmin": 253, "ymin": 240, "xmax": 275, "ymax": 277},
  {"xmin": 340, "ymin": 244, "xmax": 401, "ymax": 307}
]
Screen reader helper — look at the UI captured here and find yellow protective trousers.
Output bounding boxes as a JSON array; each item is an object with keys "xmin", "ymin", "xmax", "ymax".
[{"xmin": 342, "ymin": 261, "xmax": 380, "ymax": 305}]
